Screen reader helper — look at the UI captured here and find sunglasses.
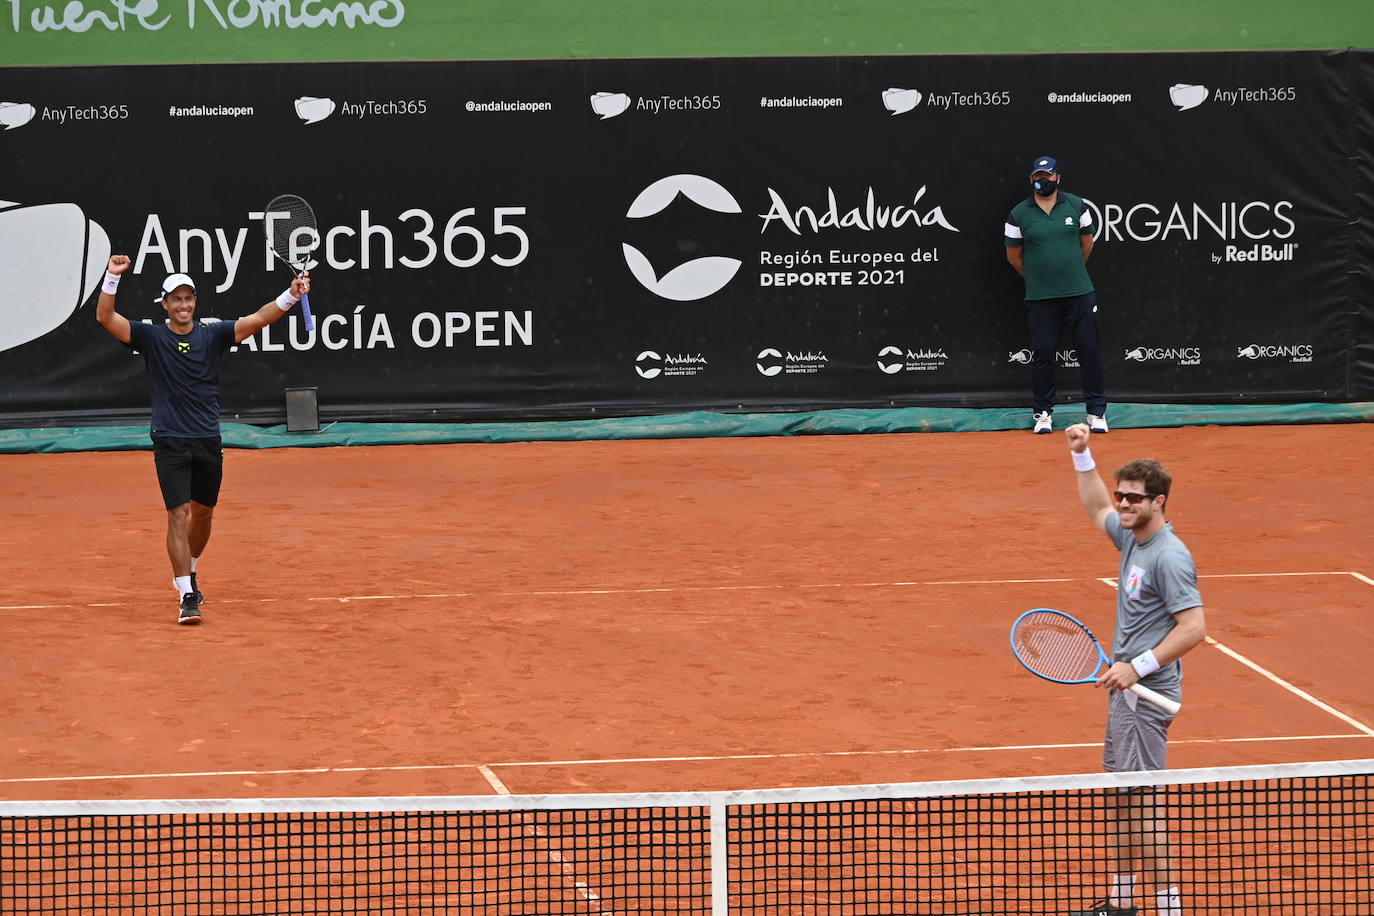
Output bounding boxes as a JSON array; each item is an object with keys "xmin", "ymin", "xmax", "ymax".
[{"xmin": 1113, "ymin": 490, "xmax": 1159, "ymax": 505}]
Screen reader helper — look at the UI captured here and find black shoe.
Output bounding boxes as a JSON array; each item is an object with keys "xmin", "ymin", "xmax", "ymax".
[
  {"xmin": 178, "ymin": 592, "xmax": 202, "ymax": 625},
  {"xmin": 190, "ymin": 571, "xmax": 204, "ymax": 604},
  {"xmin": 1068, "ymin": 901, "xmax": 1138, "ymax": 916}
]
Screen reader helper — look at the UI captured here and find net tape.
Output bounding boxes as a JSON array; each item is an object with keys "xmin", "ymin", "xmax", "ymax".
[{"xmin": 2, "ymin": 758, "xmax": 1369, "ymax": 914}]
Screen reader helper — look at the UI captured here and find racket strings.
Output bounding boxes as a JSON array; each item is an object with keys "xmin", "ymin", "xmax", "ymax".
[
  {"xmin": 1013, "ymin": 614, "xmax": 1100, "ymax": 680},
  {"xmin": 265, "ymin": 194, "xmax": 319, "ymax": 269}
]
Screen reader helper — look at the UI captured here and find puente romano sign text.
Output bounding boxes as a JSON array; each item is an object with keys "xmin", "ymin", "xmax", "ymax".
[{"xmin": 5, "ymin": 0, "xmax": 406, "ymax": 33}]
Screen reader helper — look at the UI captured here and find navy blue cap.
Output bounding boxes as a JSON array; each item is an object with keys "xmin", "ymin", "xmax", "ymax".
[{"xmin": 1029, "ymin": 156, "xmax": 1060, "ymax": 175}]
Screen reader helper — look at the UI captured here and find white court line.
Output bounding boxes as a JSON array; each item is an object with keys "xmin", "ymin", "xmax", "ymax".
[
  {"xmin": 1200, "ymin": 571, "xmax": 1358, "ymax": 579},
  {"xmin": 3, "ymin": 734, "xmax": 1368, "ymax": 785},
  {"xmin": 923, "ymin": 578, "xmax": 1076, "ymax": 585},
  {"xmin": 1095, "ymin": 577, "xmax": 1374, "ymax": 737},
  {"xmin": 1204, "ymin": 637, "xmax": 1374, "ymax": 737},
  {"xmin": 479, "ymin": 766, "xmax": 613, "ymax": 912},
  {"xmin": 477, "ymin": 764, "xmax": 511, "ymax": 794},
  {"xmin": 1351, "ymin": 571, "xmax": 1374, "ymax": 587},
  {"xmin": 1, "ymin": 570, "xmax": 1362, "ymax": 612}
]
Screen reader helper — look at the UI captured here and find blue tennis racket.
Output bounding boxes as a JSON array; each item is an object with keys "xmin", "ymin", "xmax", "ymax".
[
  {"xmin": 264, "ymin": 193, "xmax": 316, "ymax": 332},
  {"xmin": 1010, "ymin": 608, "xmax": 1181, "ymax": 714}
]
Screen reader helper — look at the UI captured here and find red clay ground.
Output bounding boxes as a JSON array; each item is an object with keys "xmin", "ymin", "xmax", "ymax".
[{"xmin": 1, "ymin": 423, "xmax": 1371, "ymax": 801}]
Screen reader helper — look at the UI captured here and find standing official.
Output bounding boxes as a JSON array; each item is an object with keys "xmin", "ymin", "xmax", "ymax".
[{"xmin": 1005, "ymin": 156, "xmax": 1108, "ymax": 434}]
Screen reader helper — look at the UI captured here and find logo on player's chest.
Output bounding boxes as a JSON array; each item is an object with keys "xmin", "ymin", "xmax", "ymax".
[
  {"xmin": 176, "ymin": 341, "xmax": 192, "ymax": 355},
  {"xmin": 1124, "ymin": 565, "xmax": 1147, "ymax": 601}
]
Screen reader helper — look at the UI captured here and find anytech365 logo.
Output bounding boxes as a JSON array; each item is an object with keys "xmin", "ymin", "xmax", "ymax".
[
  {"xmin": 881, "ymin": 89, "xmax": 922, "ymax": 115},
  {"xmin": 0, "ymin": 101, "xmax": 37, "ymax": 130},
  {"xmin": 590, "ymin": 92, "xmax": 632, "ymax": 119},
  {"xmin": 294, "ymin": 96, "xmax": 336, "ymax": 124},
  {"xmin": 623, "ymin": 174, "xmax": 743, "ymax": 301},
  {"xmin": 1169, "ymin": 84, "xmax": 1209, "ymax": 111},
  {"xmin": 0, "ymin": 198, "xmax": 112, "ymax": 352}
]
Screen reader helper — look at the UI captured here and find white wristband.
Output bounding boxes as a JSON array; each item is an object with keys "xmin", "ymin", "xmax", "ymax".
[
  {"xmin": 1131, "ymin": 650, "xmax": 1161, "ymax": 678},
  {"xmin": 102, "ymin": 272, "xmax": 120, "ymax": 295},
  {"xmin": 275, "ymin": 289, "xmax": 299, "ymax": 311},
  {"xmin": 1071, "ymin": 448, "xmax": 1096, "ymax": 472}
]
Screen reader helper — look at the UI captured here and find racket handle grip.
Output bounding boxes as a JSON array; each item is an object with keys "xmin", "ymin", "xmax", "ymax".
[
  {"xmin": 1130, "ymin": 682, "xmax": 1181, "ymax": 715},
  {"xmin": 299, "ymin": 292, "xmax": 314, "ymax": 332}
]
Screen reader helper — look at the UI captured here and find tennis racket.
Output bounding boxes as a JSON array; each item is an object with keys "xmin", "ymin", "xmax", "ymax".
[
  {"xmin": 263, "ymin": 193, "xmax": 317, "ymax": 332},
  {"xmin": 1010, "ymin": 608, "xmax": 1181, "ymax": 714}
]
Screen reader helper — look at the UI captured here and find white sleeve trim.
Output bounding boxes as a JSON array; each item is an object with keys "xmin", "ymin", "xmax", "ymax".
[{"xmin": 1004, "ymin": 222, "xmax": 1023, "ymax": 239}]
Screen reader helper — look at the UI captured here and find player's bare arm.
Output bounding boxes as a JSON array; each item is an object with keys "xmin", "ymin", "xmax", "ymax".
[
  {"xmin": 1066, "ymin": 423, "xmax": 1113, "ymax": 531},
  {"xmin": 1097, "ymin": 605, "xmax": 1206, "ymax": 692},
  {"xmin": 1080, "ymin": 233, "xmax": 1094, "ymax": 262},
  {"xmin": 234, "ymin": 272, "xmax": 311, "ymax": 344},
  {"xmin": 96, "ymin": 254, "xmax": 133, "ymax": 344},
  {"xmin": 1006, "ymin": 244, "xmax": 1024, "ymax": 276}
]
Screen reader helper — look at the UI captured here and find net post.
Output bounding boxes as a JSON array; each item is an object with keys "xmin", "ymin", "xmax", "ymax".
[{"xmin": 710, "ymin": 800, "xmax": 729, "ymax": 916}]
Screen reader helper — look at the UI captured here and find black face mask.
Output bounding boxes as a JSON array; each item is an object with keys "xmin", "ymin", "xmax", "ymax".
[{"xmin": 1032, "ymin": 176, "xmax": 1059, "ymax": 197}]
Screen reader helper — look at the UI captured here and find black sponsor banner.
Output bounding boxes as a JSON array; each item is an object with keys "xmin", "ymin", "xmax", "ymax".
[{"xmin": 1, "ymin": 50, "xmax": 1370, "ymax": 425}]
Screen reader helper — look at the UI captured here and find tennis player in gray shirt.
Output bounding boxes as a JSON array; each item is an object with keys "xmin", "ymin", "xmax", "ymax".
[{"xmin": 1065, "ymin": 423, "xmax": 1207, "ymax": 916}]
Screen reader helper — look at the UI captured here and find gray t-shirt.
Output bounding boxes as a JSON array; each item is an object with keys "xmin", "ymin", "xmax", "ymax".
[{"xmin": 1103, "ymin": 515, "xmax": 1202, "ymax": 690}]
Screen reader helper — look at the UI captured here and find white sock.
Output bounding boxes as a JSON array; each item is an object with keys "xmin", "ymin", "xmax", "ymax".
[
  {"xmin": 174, "ymin": 575, "xmax": 193, "ymax": 597},
  {"xmin": 190, "ymin": 557, "xmax": 199, "ymax": 572},
  {"xmin": 1109, "ymin": 874, "xmax": 1136, "ymax": 908},
  {"xmin": 1156, "ymin": 887, "xmax": 1182, "ymax": 916}
]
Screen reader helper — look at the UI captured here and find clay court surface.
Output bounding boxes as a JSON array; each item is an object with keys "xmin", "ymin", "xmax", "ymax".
[{"xmin": 1, "ymin": 422, "xmax": 1371, "ymax": 803}]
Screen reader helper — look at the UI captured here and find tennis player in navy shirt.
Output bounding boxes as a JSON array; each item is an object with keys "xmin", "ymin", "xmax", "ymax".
[{"xmin": 96, "ymin": 254, "xmax": 310, "ymax": 625}]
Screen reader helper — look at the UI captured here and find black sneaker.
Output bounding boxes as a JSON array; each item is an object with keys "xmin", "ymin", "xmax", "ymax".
[
  {"xmin": 1068, "ymin": 901, "xmax": 1137, "ymax": 916},
  {"xmin": 190, "ymin": 572, "xmax": 204, "ymax": 604},
  {"xmin": 178, "ymin": 592, "xmax": 202, "ymax": 625}
]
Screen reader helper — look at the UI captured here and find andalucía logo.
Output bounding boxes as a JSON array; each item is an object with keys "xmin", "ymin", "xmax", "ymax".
[
  {"xmin": 756, "ymin": 348, "xmax": 784, "ymax": 376},
  {"xmin": 879, "ymin": 345, "xmax": 949, "ymax": 373},
  {"xmin": 623, "ymin": 175, "xmax": 743, "ymax": 302},
  {"xmin": 635, "ymin": 349, "xmax": 708, "ymax": 379},
  {"xmin": 757, "ymin": 347, "xmax": 828, "ymax": 376},
  {"xmin": 760, "ymin": 186, "xmax": 958, "ymax": 235}
]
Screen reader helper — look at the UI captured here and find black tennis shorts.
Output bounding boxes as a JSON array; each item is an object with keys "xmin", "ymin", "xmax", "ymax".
[{"xmin": 152, "ymin": 435, "xmax": 224, "ymax": 509}]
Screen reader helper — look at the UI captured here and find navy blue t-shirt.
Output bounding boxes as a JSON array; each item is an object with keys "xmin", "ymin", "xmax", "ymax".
[{"xmin": 127, "ymin": 319, "xmax": 238, "ymax": 438}]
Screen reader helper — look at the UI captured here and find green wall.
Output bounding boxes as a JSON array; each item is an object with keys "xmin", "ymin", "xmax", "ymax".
[{"xmin": 2, "ymin": 0, "xmax": 1371, "ymax": 67}]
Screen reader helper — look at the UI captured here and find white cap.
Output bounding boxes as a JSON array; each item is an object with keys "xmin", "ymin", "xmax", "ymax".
[{"xmin": 155, "ymin": 273, "xmax": 196, "ymax": 302}]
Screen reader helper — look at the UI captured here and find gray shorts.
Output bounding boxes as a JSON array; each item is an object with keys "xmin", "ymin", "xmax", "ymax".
[{"xmin": 1102, "ymin": 686, "xmax": 1178, "ymax": 773}]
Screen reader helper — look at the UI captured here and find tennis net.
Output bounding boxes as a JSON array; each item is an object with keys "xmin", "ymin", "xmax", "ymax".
[{"xmin": 1, "ymin": 758, "xmax": 1369, "ymax": 914}]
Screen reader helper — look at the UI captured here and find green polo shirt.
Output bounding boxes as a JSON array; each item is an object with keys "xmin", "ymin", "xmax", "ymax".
[{"xmin": 1004, "ymin": 191, "xmax": 1095, "ymax": 300}]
